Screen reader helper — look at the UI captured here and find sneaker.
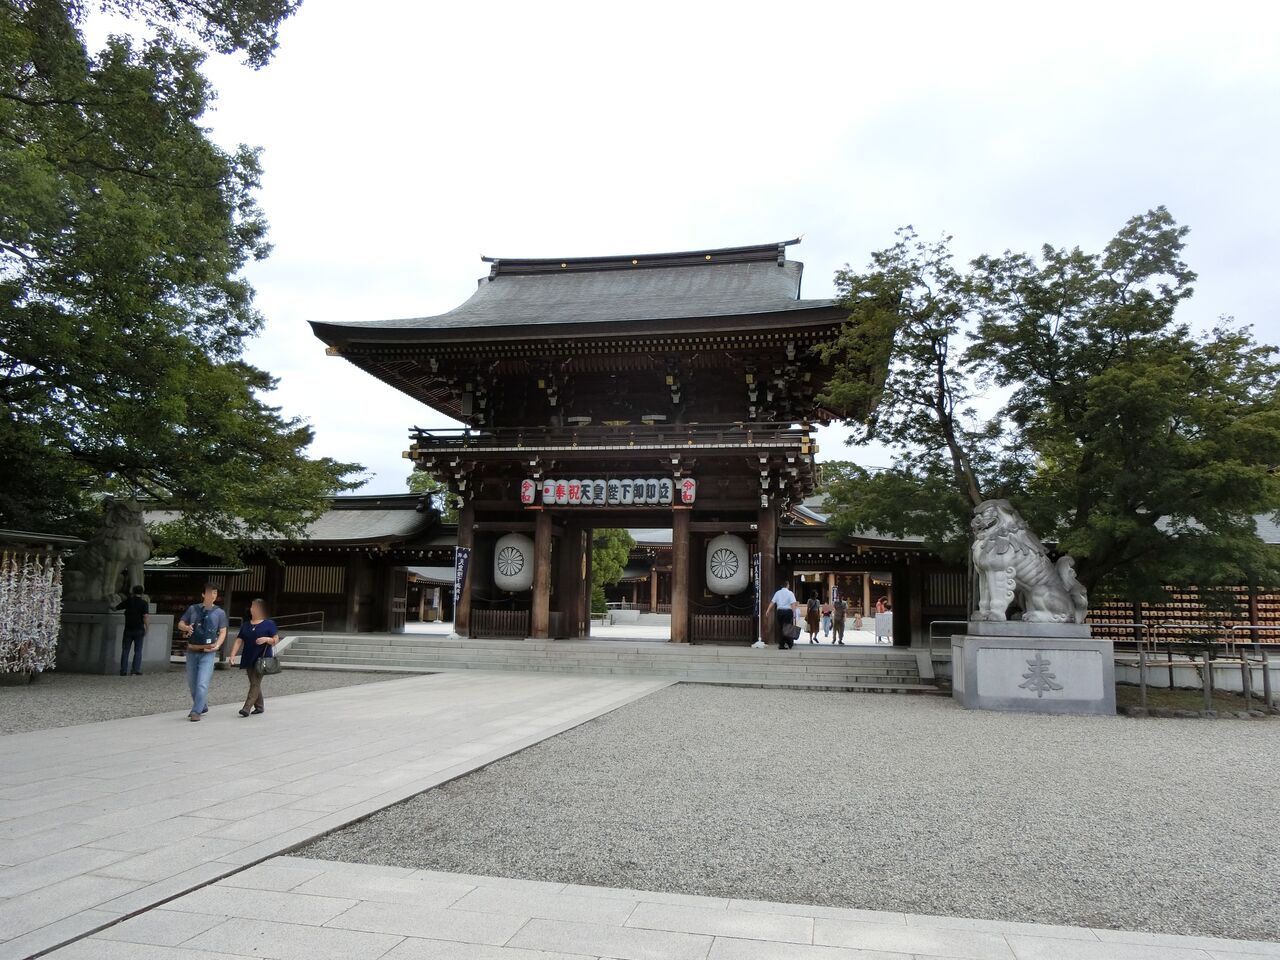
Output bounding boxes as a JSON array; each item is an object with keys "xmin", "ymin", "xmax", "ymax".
[
  {"xmin": 188, "ymin": 713, "xmax": 200, "ymax": 722},
  {"xmin": 200, "ymin": 707, "xmax": 209, "ymax": 714}
]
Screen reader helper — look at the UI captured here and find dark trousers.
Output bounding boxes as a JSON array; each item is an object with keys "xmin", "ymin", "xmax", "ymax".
[
  {"xmin": 120, "ymin": 627, "xmax": 145, "ymax": 675},
  {"xmin": 244, "ymin": 666, "xmax": 264, "ymax": 711},
  {"xmin": 832, "ymin": 617, "xmax": 845, "ymax": 642},
  {"xmin": 775, "ymin": 608, "xmax": 795, "ymax": 649}
]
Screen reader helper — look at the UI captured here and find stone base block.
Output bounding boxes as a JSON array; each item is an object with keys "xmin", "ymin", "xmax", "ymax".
[
  {"xmin": 58, "ymin": 608, "xmax": 174, "ymax": 675},
  {"xmin": 952, "ymin": 633, "xmax": 1115, "ymax": 716}
]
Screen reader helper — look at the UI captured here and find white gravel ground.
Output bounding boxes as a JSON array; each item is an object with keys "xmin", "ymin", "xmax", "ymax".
[
  {"xmin": 302, "ymin": 684, "xmax": 1280, "ymax": 942},
  {"xmin": 0, "ymin": 665, "xmax": 411, "ymax": 734}
]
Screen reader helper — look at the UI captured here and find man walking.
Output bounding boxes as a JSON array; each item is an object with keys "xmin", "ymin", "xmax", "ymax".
[
  {"xmin": 115, "ymin": 584, "xmax": 149, "ymax": 675},
  {"xmin": 765, "ymin": 580, "xmax": 799, "ymax": 650},
  {"xmin": 177, "ymin": 583, "xmax": 227, "ymax": 721}
]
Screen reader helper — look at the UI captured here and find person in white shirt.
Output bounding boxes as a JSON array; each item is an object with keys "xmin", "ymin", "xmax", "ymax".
[{"xmin": 765, "ymin": 583, "xmax": 799, "ymax": 649}]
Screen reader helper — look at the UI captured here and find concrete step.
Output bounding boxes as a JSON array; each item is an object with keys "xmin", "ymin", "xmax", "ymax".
[
  {"xmin": 283, "ymin": 659, "xmax": 917, "ymax": 685},
  {"xmin": 285, "ymin": 640, "xmax": 914, "ymax": 662},
  {"xmin": 278, "ymin": 633, "xmax": 938, "ymax": 693},
  {"xmin": 283, "ymin": 647, "xmax": 919, "ymax": 674},
  {"xmin": 280, "ymin": 657, "xmax": 939, "ymax": 694},
  {"xmin": 285, "ymin": 640, "xmax": 916, "ymax": 660}
]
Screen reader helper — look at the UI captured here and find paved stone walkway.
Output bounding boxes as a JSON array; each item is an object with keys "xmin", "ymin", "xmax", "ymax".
[
  {"xmin": 0, "ymin": 672, "xmax": 671, "ymax": 959},
  {"xmin": 44, "ymin": 855, "xmax": 1280, "ymax": 960}
]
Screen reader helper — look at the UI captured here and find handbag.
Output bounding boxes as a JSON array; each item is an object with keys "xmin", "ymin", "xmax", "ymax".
[
  {"xmin": 254, "ymin": 649, "xmax": 282, "ymax": 676},
  {"xmin": 784, "ymin": 623, "xmax": 802, "ymax": 641}
]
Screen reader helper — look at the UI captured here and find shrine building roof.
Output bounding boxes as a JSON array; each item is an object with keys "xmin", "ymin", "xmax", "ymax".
[{"xmin": 310, "ymin": 239, "xmax": 842, "ymax": 344}]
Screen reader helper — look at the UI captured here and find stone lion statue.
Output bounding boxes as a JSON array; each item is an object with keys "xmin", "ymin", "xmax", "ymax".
[
  {"xmin": 64, "ymin": 498, "xmax": 153, "ymax": 606},
  {"xmin": 970, "ymin": 499, "xmax": 1087, "ymax": 623}
]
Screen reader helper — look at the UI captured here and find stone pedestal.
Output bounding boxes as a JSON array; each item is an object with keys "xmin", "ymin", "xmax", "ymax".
[
  {"xmin": 952, "ymin": 622, "xmax": 1115, "ymax": 716},
  {"xmin": 58, "ymin": 604, "xmax": 174, "ymax": 675}
]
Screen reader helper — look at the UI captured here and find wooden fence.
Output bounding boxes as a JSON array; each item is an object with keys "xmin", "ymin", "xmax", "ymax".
[
  {"xmin": 471, "ymin": 609, "xmax": 530, "ymax": 639},
  {"xmin": 691, "ymin": 613, "xmax": 756, "ymax": 643}
]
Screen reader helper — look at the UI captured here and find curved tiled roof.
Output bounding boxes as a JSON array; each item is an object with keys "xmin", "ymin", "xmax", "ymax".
[
  {"xmin": 311, "ymin": 241, "xmax": 841, "ymax": 338},
  {"xmin": 144, "ymin": 495, "xmax": 436, "ymax": 546}
]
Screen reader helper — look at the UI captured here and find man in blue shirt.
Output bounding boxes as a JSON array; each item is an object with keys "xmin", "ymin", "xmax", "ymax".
[{"xmin": 177, "ymin": 583, "xmax": 227, "ymax": 721}]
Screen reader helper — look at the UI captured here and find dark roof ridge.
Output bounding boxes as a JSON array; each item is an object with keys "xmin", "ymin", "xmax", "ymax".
[{"xmin": 481, "ymin": 238, "xmax": 802, "ymax": 278}]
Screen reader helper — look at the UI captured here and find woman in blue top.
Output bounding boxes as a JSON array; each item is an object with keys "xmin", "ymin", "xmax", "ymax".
[{"xmin": 228, "ymin": 598, "xmax": 278, "ymax": 717}]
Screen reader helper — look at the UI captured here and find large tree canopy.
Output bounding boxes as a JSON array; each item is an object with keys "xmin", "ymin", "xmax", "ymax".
[
  {"xmin": 1, "ymin": 0, "xmax": 360, "ymax": 558},
  {"xmin": 819, "ymin": 209, "xmax": 1280, "ymax": 602}
]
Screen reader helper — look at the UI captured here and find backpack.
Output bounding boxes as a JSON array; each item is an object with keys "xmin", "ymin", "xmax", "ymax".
[{"xmin": 191, "ymin": 605, "xmax": 221, "ymax": 644}]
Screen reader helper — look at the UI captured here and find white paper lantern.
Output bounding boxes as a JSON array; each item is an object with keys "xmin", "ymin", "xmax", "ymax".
[
  {"xmin": 494, "ymin": 533, "xmax": 535, "ymax": 592},
  {"xmin": 658, "ymin": 478, "xmax": 673, "ymax": 504},
  {"xmin": 705, "ymin": 534, "xmax": 749, "ymax": 596}
]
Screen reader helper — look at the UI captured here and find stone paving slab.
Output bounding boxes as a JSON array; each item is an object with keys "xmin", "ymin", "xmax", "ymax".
[
  {"xmin": 42, "ymin": 857, "xmax": 1280, "ymax": 960},
  {"xmin": 0, "ymin": 672, "xmax": 670, "ymax": 958}
]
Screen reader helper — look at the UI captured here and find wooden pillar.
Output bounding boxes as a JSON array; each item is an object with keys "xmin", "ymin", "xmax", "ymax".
[
  {"xmin": 265, "ymin": 560, "xmax": 283, "ymax": 618},
  {"xmin": 907, "ymin": 560, "xmax": 923, "ymax": 648},
  {"xmin": 454, "ymin": 500, "xmax": 475, "ymax": 637},
  {"xmin": 671, "ymin": 508, "xmax": 691, "ymax": 643},
  {"xmin": 1249, "ymin": 581, "xmax": 1261, "ymax": 644},
  {"xmin": 758, "ymin": 500, "xmax": 777, "ymax": 644},
  {"xmin": 649, "ymin": 561, "xmax": 658, "ymax": 612},
  {"xmin": 343, "ymin": 554, "xmax": 361, "ymax": 633},
  {"xmin": 532, "ymin": 509, "xmax": 552, "ymax": 639},
  {"xmin": 862, "ymin": 571, "xmax": 872, "ymax": 617}
]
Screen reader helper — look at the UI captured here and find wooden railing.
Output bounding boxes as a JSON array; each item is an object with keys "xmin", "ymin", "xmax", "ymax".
[
  {"xmin": 408, "ymin": 422, "xmax": 812, "ymax": 455},
  {"xmin": 471, "ymin": 609, "xmax": 530, "ymax": 639},
  {"xmin": 692, "ymin": 613, "xmax": 756, "ymax": 643}
]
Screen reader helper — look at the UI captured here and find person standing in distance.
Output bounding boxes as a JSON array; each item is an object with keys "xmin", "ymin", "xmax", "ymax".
[
  {"xmin": 765, "ymin": 581, "xmax": 798, "ymax": 650},
  {"xmin": 115, "ymin": 584, "xmax": 149, "ymax": 675},
  {"xmin": 177, "ymin": 583, "xmax": 227, "ymax": 721},
  {"xmin": 831, "ymin": 594, "xmax": 847, "ymax": 645}
]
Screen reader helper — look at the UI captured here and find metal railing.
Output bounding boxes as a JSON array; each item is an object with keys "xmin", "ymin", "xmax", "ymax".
[
  {"xmin": 408, "ymin": 422, "xmax": 812, "ymax": 454},
  {"xmin": 1128, "ymin": 646, "xmax": 1276, "ymax": 714},
  {"xmin": 926, "ymin": 621, "xmax": 969, "ymax": 660},
  {"xmin": 226, "ymin": 610, "xmax": 326, "ymax": 634}
]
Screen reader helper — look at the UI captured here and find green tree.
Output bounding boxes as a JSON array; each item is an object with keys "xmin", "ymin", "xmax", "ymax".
[
  {"xmin": 406, "ymin": 471, "xmax": 457, "ymax": 524},
  {"xmin": 590, "ymin": 527, "xmax": 634, "ymax": 614},
  {"xmin": 1, "ymin": 0, "xmax": 360, "ymax": 557},
  {"xmin": 820, "ymin": 210, "xmax": 1280, "ymax": 602},
  {"xmin": 817, "ymin": 228, "xmax": 1011, "ymax": 566}
]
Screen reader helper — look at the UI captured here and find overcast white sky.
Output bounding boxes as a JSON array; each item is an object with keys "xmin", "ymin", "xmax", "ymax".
[{"xmin": 178, "ymin": 1, "xmax": 1280, "ymax": 493}]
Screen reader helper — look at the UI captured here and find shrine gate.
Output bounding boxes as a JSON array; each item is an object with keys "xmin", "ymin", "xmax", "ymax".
[{"xmin": 310, "ymin": 240, "xmax": 856, "ymax": 644}]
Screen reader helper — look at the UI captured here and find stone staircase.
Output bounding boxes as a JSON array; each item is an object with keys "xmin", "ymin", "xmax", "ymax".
[{"xmin": 280, "ymin": 634, "xmax": 940, "ymax": 694}]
